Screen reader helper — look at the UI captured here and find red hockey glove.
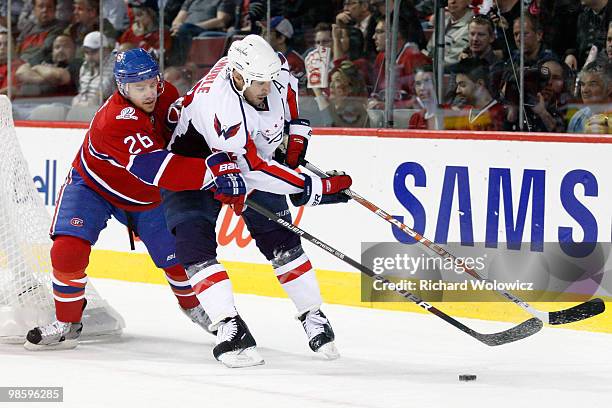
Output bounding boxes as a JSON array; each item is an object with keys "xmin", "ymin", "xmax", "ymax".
[{"xmin": 284, "ymin": 119, "xmax": 312, "ymax": 169}]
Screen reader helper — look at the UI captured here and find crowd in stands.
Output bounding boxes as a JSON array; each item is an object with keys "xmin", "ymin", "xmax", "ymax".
[{"xmin": 0, "ymin": 0, "xmax": 610, "ymax": 133}]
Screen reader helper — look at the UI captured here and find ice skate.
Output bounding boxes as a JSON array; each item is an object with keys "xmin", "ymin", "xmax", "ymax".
[
  {"xmin": 298, "ymin": 309, "xmax": 339, "ymax": 360},
  {"xmin": 213, "ymin": 315, "xmax": 264, "ymax": 368},
  {"xmin": 181, "ymin": 304, "xmax": 217, "ymax": 335},
  {"xmin": 24, "ymin": 320, "xmax": 83, "ymax": 351}
]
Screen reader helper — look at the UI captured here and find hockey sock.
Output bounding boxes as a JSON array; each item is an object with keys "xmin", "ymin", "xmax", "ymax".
[
  {"xmin": 272, "ymin": 247, "xmax": 322, "ymax": 314},
  {"xmin": 163, "ymin": 264, "xmax": 200, "ymax": 309},
  {"xmin": 50, "ymin": 236, "xmax": 91, "ymax": 323},
  {"xmin": 185, "ymin": 259, "xmax": 237, "ymax": 326}
]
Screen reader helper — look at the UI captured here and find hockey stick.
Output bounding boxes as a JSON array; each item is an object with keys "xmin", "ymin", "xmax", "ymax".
[
  {"xmin": 244, "ymin": 198, "xmax": 542, "ymax": 346},
  {"xmin": 302, "ymin": 161, "xmax": 605, "ymax": 325}
]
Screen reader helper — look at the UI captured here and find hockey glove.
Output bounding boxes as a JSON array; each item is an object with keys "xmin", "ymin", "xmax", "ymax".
[
  {"xmin": 290, "ymin": 171, "xmax": 352, "ymax": 207},
  {"xmin": 206, "ymin": 152, "xmax": 247, "ymax": 215},
  {"xmin": 283, "ymin": 119, "xmax": 312, "ymax": 169}
]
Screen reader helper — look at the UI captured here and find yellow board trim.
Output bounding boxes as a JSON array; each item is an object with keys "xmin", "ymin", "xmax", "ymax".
[{"xmin": 89, "ymin": 249, "xmax": 611, "ymax": 334}]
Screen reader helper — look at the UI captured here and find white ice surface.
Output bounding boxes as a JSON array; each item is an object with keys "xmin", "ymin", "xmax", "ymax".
[{"xmin": 1, "ymin": 278, "xmax": 610, "ymax": 408}]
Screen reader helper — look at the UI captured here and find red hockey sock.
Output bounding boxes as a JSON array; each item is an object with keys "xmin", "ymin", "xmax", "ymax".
[
  {"xmin": 163, "ymin": 264, "xmax": 200, "ymax": 309},
  {"xmin": 50, "ymin": 236, "xmax": 91, "ymax": 323}
]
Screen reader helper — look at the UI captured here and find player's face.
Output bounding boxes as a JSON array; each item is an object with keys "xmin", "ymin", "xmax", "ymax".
[
  {"xmin": 244, "ymin": 80, "xmax": 272, "ymax": 106},
  {"xmin": 128, "ymin": 77, "xmax": 159, "ymax": 113}
]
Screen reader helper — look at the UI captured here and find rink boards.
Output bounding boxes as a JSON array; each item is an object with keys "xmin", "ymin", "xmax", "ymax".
[{"xmin": 15, "ymin": 122, "xmax": 612, "ymax": 333}]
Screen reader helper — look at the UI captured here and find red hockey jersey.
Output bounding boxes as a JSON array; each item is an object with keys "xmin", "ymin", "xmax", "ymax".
[{"xmin": 72, "ymin": 82, "xmax": 207, "ymax": 211}]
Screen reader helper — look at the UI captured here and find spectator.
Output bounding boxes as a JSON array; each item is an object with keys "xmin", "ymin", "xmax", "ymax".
[
  {"xmin": 607, "ymin": 21, "xmax": 612, "ymax": 61},
  {"xmin": 568, "ymin": 59, "xmax": 611, "ymax": 132},
  {"xmin": 1, "ymin": 29, "xmax": 24, "ymax": 96},
  {"xmin": 460, "ymin": 15, "xmax": 500, "ymax": 65},
  {"xmin": 312, "ymin": 59, "xmax": 369, "ymax": 127},
  {"xmin": 16, "ymin": 33, "xmax": 80, "ymax": 96},
  {"xmin": 303, "ymin": 22, "xmax": 332, "ymax": 57},
  {"xmin": 331, "ymin": 23, "xmax": 370, "ymax": 88},
  {"xmin": 565, "ymin": 0, "xmax": 611, "ymax": 70},
  {"xmin": 72, "ymin": 31, "xmax": 116, "ymax": 107},
  {"xmin": 103, "ymin": 0, "xmax": 130, "ymax": 34},
  {"xmin": 169, "ymin": 0, "xmax": 237, "ymax": 66},
  {"xmin": 119, "ymin": 0, "xmax": 171, "ymax": 58},
  {"xmin": 448, "ymin": 57, "xmax": 505, "ymax": 130},
  {"xmin": 488, "ymin": 0, "xmax": 521, "ymax": 53},
  {"xmin": 266, "ymin": 16, "xmax": 305, "ymax": 80},
  {"xmin": 409, "ymin": 65, "xmax": 436, "ymax": 129},
  {"xmin": 335, "ymin": 0, "xmax": 376, "ymax": 58},
  {"xmin": 17, "ymin": 0, "xmax": 68, "ymax": 65},
  {"xmin": 64, "ymin": 0, "xmax": 117, "ymax": 59},
  {"xmin": 369, "ymin": 0, "xmax": 427, "ymax": 50},
  {"xmin": 426, "ymin": 0, "xmax": 474, "ymax": 66},
  {"xmin": 505, "ymin": 58, "xmax": 568, "ymax": 132},
  {"xmin": 508, "ymin": 12, "xmax": 557, "ymax": 68},
  {"xmin": 370, "ymin": 16, "xmax": 432, "ymax": 109}
]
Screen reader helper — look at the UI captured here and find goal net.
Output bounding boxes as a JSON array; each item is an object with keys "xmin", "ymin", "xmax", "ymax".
[{"xmin": 0, "ymin": 95, "xmax": 125, "ymax": 343}]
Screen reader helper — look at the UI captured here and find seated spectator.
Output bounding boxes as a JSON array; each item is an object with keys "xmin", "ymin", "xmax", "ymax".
[
  {"xmin": 568, "ymin": 59, "xmax": 611, "ymax": 132},
  {"xmin": 16, "ymin": 33, "xmax": 81, "ymax": 96},
  {"xmin": 426, "ymin": 0, "xmax": 474, "ymax": 66},
  {"xmin": 312, "ymin": 60, "xmax": 369, "ymax": 127},
  {"xmin": 604, "ymin": 20, "xmax": 612, "ymax": 62},
  {"xmin": 409, "ymin": 65, "xmax": 437, "ymax": 129},
  {"xmin": 369, "ymin": 16, "xmax": 432, "ymax": 109},
  {"xmin": 460, "ymin": 15, "xmax": 500, "ymax": 65},
  {"xmin": 266, "ymin": 16, "xmax": 305, "ymax": 80},
  {"xmin": 446, "ymin": 57, "xmax": 505, "ymax": 130},
  {"xmin": 72, "ymin": 31, "xmax": 116, "ymax": 107},
  {"xmin": 331, "ymin": 23, "xmax": 370, "ymax": 89},
  {"xmin": 1, "ymin": 29, "xmax": 24, "ymax": 96},
  {"xmin": 64, "ymin": 0, "xmax": 117, "ymax": 59},
  {"xmin": 103, "ymin": 0, "xmax": 130, "ymax": 34},
  {"xmin": 564, "ymin": 0, "xmax": 610, "ymax": 70},
  {"xmin": 335, "ymin": 0, "xmax": 376, "ymax": 59},
  {"xmin": 504, "ymin": 58, "xmax": 568, "ymax": 132},
  {"xmin": 17, "ymin": 0, "xmax": 68, "ymax": 65},
  {"xmin": 369, "ymin": 0, "xmax": 427, "ymax": 50},
  {"xmin": 507, "ymin": 12, "xmax": 557, "ymax": 68},
  {"xmin": 303, "ymin": 22, "xmax": 332, "ymax": 58},
  {"xmin": 119, "ymin": 0, "xmax": 171, "ymax": 60},
  {"xmin": 169, "ymin": 0, "xmax": 236, "ymax": 66}
]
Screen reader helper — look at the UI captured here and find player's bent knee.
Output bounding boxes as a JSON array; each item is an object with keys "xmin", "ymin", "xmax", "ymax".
[{"xmin": 50, "ymin": 235, "xmax": 91, "ymax": 273}]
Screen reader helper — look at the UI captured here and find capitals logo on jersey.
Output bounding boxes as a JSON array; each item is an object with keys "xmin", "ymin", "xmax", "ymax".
[{"xmin": 213, "ymin": 114, "xmax": 241, "ymax": 140}]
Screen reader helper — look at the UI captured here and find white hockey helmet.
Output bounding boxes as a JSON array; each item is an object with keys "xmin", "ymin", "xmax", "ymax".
[{"xmin": 228, "ymin": 34, "xmax": 281, "ymax": 92}]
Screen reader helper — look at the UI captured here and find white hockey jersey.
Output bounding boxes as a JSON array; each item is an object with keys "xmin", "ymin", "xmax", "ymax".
[{"xmin": 167, "ymin": 54, "xmax": 307, "ymax": 195}]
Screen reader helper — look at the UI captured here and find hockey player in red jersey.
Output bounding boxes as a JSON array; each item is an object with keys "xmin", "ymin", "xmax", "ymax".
[
  {"xmin": 163, "ymin": 35, "xmax": 353, "ymax": 367},
  {"xmin": 25, "ymin": 48, "xmax": 216, "ymax": 350}
]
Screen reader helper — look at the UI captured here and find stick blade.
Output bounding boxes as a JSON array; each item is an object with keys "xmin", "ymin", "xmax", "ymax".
[
  {"xmin": 548, "ymin": 298, "xmax": 605, "ymax": 325},
  {"xmin": 474, "ymin": 318, "xmax": 543, "ymax": 346}
]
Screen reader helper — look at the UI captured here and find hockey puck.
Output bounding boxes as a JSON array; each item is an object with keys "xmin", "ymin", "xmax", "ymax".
[{"xmin": 459, "ymin": 374, "xmax": 477, "ymax": 381}]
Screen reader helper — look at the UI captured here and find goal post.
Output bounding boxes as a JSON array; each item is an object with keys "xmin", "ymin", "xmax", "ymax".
[{"xmin": 0, "ymin": 95, "xmax": 125, "ymax": 343}]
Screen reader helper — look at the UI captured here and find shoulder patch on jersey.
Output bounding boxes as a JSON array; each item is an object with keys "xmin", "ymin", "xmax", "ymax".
[
  {"xmin": 213, "ymin": 114, "xmax": 242, "ymax": 140},
  {"xmin": 277, "ymin": 52, "xmax": 287, "ymax": 65},
  {"xmin": 116, "ymin": 107, "xmax": 139, "ymax": 120}
]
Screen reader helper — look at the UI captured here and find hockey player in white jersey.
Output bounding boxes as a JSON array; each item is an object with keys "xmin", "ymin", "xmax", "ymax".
[{"xmin": 163, "ymin": 35, "xmax": 352, "ymax": 367}]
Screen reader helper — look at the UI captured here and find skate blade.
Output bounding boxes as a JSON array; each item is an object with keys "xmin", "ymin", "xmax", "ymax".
[
  {"xmin": 218, "ymin": 347, "xmax": 265, "ymax": 368},
  {"xmin": 24, "ymin": 339, "xmax": 78, "ymax": 351},
  {"xmin": 316, "ymin": 342, "xmax": 340, "ymax": 360}
]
